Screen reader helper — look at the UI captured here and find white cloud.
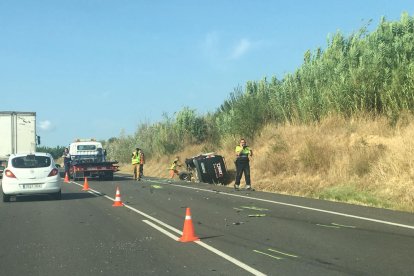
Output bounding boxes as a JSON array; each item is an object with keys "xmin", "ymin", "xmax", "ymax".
[
  {"xmin": 201, "ymin": 32, "xmax": 253, "ymax": 64},
  {"xmin": 39, "ymin": 120, "xmax": 55, "ymax": 131},
  {"xmin": 228, "ymin": 38, "xmax": 251, "ymax": 60},
  {"xmin": 202, "ymin": 31, "xmax": 220, "ymax": 59}
]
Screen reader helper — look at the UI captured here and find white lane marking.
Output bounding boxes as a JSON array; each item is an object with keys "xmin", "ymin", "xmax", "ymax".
[
  {"xmin": 72, "ymin": 182, "xmax": 104, "ymax": 196},
  {"xmin": 72, "ymin": 181, "xmax": 183, "ymax": 234},
  {"xmin": 316, "ymin": 224, "xmax": 340, "ymax": 229},
  {"xmin": 268, "ymin": 248, "xmax": 298, "ymax": 258},
  {"xmin": 143, "ymin": 220, "xmax": 180, "ymax": 240},
  {"xmin": 194, "ymin": 241, "xmax": 266, "ymax": 276},
  {"xmin": 147, "ymin": 179, "xmax": 414, "ymax": 230},
  {"xmin": 143, "ymin": 219, "xmax": 266, "ymax": 276},
  {"xmin": 71, "ymin": 181, "xmax": 266, "ymax": 276},
  {"xmin": 253, "ymin": 250, "xmax": 283, "ymax": 260},
  {"xmin": 126, "ymin": 203, "xmax": 266, "ymax": 275},
  {"xmin": 331, "ymin": 222, "xmax": 356, "ymax": 228},
  {"xmin": 124, "ymin": 204, "xmax": 182, "ymax": 235}
]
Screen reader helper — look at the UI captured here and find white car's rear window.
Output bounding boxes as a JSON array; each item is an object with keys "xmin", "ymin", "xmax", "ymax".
[{"xmin": 12, "ymin": 155, "xmax": 51, "ymax": 168}]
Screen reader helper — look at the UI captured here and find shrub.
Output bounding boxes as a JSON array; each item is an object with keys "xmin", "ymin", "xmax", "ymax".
[
  {"xmin": 299, "ymin": 140, "xmax": 332, "ymax": 172},
  {"xmin": 349, "ymin": 144, "xmax": 386, "ymax": 177}
]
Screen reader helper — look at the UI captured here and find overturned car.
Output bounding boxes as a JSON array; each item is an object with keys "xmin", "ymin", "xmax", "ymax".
[{"xmin": 180, "ymin": 153, "xmax": 228, "ymax": 185}]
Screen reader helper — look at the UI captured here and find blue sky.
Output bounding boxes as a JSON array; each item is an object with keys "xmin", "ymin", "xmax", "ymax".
[{"xmin": 1, "ymin": 1, "xmax": 412, "ymax": 147}]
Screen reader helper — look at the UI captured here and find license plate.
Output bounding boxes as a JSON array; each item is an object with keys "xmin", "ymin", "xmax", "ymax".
[{"xmin": 21, "ymin": 184, "xmax": 42, "ymax": 189}]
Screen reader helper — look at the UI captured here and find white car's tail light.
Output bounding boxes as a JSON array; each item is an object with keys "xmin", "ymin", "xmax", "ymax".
[
  {"xmin": 4, "ymin": 169, "xmax": 16, "ymax": 178},
  {"xmin": 48, "ymin": 168, "xmax": 59, "ymax": 177}
]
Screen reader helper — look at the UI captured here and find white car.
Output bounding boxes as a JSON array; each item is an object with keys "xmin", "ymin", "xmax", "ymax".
[{"xmin": 1, "ymin": 152, "xmax": 62, "ymax": 202}]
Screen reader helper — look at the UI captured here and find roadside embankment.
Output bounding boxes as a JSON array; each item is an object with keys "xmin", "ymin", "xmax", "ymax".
[{"xmin": 119, "ymin": 114, "xmax": 414, "ymax": 213}]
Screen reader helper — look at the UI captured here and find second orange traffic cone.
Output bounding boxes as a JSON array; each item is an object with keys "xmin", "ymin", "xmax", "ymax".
[
  {"xmin": 82, "ymin": 177, "xmax": 90, "ymax": 191},
  {"xmin": 112, "ymin": 186, "xmax": 124, "ymax": 207},
  {"xmin": 178, "ymin": 207, "xmax": 199, "ymax": 242},
  {"xmin": 64, "ymin": 172, "xmax": 69, "ymax": 183}
]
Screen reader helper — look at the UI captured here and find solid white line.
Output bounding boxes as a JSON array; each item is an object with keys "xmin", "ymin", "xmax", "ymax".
[
  {"xmin": 142, "ymin": 220, "xmax": 180, "ymax": 240},
  {"xmin": 72, "ymin": 182, "xmax": 102, "ymax": 195},
  {"xmin": 143, "ymin": 220, "xmax": 266, "ymax": 276},
  {"xmin": 72, "ymin": 181, "xmax": 182, "ymax": 234},
  {"xmin": 124, "ymin": 204, "xmax": 182, "ymax": 235},
  {"xmin": 147, "ymin": 180, "xmax": 414, "ymax": 230},
  {"xmin": 195, "ymin": 240, "xmax": 267, "ymax": 276},
  {"xmin": 70, "ymin": 180, "xmax": 266, "ymax": 276}
]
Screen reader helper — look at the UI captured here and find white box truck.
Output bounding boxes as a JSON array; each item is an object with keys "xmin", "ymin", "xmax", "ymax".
[{"xmin": 0, "ymin": 111, "xmax": 40, "ymax": 178}]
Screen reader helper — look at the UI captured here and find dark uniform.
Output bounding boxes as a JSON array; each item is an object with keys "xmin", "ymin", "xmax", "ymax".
[
  {"xmin": 62, "ymin": 148, "xmax": 71, "ymax": 176},
  {"xmin": 138, "ymin": 149, "xmax": 145, "ymax": 180},
  {"xmin": 234, "ymin": 139, "xmax": 253, "ymax": 190}
]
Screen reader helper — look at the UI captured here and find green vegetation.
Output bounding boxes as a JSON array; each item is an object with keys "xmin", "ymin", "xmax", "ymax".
[
  {"xmin": 37, "ymin": 145, "xmax": 66, "ymax": 159},
  {"xmin": 102, "ymin": 12, "xmax": 414, "ymax": 213},
  {"xmin": 39, "ymin": 13, "xmax": 411, "ymax": 212},
  {"xmin": 106, "ymin": 13, "xmax": 414, "ymax": 159},
  {"xmin": 106, "ymin": 108, "xmax": 217, "ymax": 161},
  {"xmin": 317, "ymin": 185, "xmax": 390, "ymax": 209}
]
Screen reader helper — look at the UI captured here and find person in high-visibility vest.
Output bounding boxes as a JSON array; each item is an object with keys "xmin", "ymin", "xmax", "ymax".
[
  {"xmin": 138, "ymin": 148, "xmax": 145, "ymax": 180},
  {"xmin": 131, "ymin": 148, "xmax": 141, "ymax": 181},
  {"xmin": 62, "ymin": 148, "xmax": 71, "ymax": 178},
  {"xmin": 234, "ymin": 138, "xmax": 253, "ymax": 191},
  {"xmin": 169, "ymin": 156, "xmax": 182, "ymax": 179}
]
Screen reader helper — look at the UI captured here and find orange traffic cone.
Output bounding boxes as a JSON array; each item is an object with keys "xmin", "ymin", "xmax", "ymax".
[
  {"xmin": 178, "ymin": 207, "xmax": 199, "ymax": 242},
  {"xmin": 112, "ymin": 186, "xmax": 124, "ymax": 207},
  {"xmin": 82, "ymin": 177, "xmax": 90, "ymax": 191},
  {"xmin": 64, "ymin": 172, "xmax": 69, "ymax": 183}
]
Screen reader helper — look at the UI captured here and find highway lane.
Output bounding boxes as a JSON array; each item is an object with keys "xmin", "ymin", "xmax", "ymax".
[
  {"xmin": 1, "ymin": 174, "xmax": 414, "ymax": 275},
  {"xmin": 0, "ymin": 178, "xmax": 255, "ymax": 276}
]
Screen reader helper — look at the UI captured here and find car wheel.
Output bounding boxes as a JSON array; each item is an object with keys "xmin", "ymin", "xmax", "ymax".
[
  {"xmin": 179, "ymin": 172, "xmax": 191, "ymax": 181},
  {"xmin": 2, "ymin": 190, "xmax": 10, "ymax": 202},
  {"xmin": 52, "ymin": 190, "xmax": 62, "ymax": 200}
]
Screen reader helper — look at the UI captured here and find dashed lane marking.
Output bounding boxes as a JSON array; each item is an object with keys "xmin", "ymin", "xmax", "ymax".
[
  {"xmin": 268, "ymin": 248, "xmax": 298, "ymax": 258},
  {"xmin": 254, "ymin": 248, "xmax": 299, "ymax": 261},
  {"xmin": 241, "ymin": 206, "xmax": 269, "ymax": 211},
  {"xmin": 253, "ymin": 250, "xmax": 283, "ymax": 260},
  {"xmin": 316, "ymin": 224, "xmax": 341, "ymax": 229},
  {"xmin": 248, "ymin": 214, "xmax": 267, "ymax": 217},
  {"xmin": 331, "ymin": 222, "xmax": 356, "ymax": 228}
]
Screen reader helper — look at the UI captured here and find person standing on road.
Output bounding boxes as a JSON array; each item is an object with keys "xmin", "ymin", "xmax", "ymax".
[
  {"xmin": 138, "ymin": 148, "xmax": 145, "ymax": 180},
  {"xmin": 169, "ymin": 156, "xmax": 182, "ymax": 179},
  {"xmin": 234, "ymin": 138, "xmax": 253, "ymax": 191},
  {"xmin": 62, "ymin": 148, "xmax": 71, "ymax": 178},
  {"xmin": 131, "ymin": 147, "xmax": 141, "ymax": 181}
]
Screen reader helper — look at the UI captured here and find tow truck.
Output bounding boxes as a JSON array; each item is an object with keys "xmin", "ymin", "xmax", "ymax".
[{"xmin": 68, "ymin": 139, "xmax": 118, "ymax": 181}]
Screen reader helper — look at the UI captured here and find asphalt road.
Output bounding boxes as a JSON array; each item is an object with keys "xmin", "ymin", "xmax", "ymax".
[{"xmin": 1, "ymin": 174, "xmax": 414, "ymax": 275}]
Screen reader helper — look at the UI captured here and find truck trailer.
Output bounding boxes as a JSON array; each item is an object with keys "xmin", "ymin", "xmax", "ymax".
[{"xmin": 0, "ymin": 111, "xmax": 40, "ymax": 178}]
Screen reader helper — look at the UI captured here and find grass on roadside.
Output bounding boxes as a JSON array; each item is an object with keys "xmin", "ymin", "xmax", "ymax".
[{"xmin": 316, "ymin": 184, "xmax": 391, "ymax": 209}]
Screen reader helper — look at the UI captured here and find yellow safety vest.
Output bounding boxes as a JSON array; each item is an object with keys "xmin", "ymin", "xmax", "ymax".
[
  {"xmin": 235, "ymin": 145, "xmax": 251, "ymax": 160},
  {"xmin": 170, "ymin": 159, "xmax": 179, "ymax": 170},
  {"xmin": 132, "ymin": 151, "xmax": 140, "ymax": 165}
]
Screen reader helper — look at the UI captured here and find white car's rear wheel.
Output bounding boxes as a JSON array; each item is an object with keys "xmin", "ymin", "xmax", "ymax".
[
  {"xmin": 2, "ymin": 190, "xmax": 10, "ymax": 202},
  {"xmin": 51, "ymin": 190, "xmax": 62, "ymax": 200}
]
